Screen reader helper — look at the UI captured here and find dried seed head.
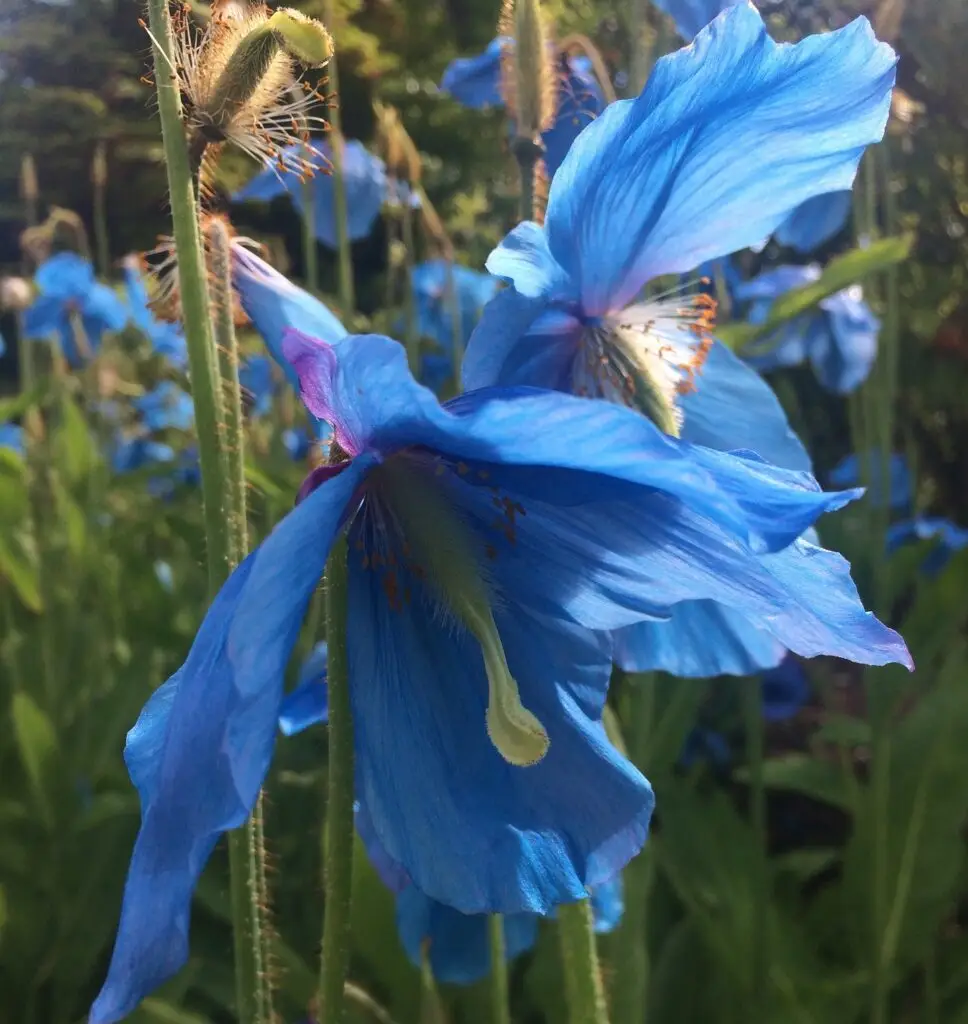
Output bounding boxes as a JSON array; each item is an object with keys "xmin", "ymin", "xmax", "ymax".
[
  {"xmin": 499, "ymin": 0, "xmax": 556, "ymax": 140},
  {"xmin": 374, "ymin": 102, "xmax": 422, "ymax": 184}
]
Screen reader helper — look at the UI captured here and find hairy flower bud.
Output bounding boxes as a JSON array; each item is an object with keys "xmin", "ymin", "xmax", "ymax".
[
  {"xmin": 499, "ymin": 0, "xmax": 555, "ymax": 141},
  {"xmin": 91, "ymin": 141, "xmax": 108, "ymax": 189}
]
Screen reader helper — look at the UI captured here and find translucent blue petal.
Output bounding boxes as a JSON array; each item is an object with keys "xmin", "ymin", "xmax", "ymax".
[
  {"xmin": 734, "ymin": 264, "xmax": 821, "ymax": 302},
  {"xmin": 829, "ymin": 452, "xmax": 911, "ymax": 510},
  {"xmin": 348, "ymin": 546, "xmax": 653, "ymax": 914},
  {"xmin": 589, "ymin": 874, "xmax": 624, "ymax": 934},
  {"xmin": 440, "ymin": 38, "xmax": 506, "ymax": 108},
  {"xmin": 0, "ymin": 424, "xmax": 25, "ymax": 456},
  {"xmin": 91, "ymin": 464, "xmax": 368, "ymax": 1022},
  {"xmin": 814, "ymin": 289, "xmax": 879, "ymax": 393},
  {"xmin": 680, "ymin": 340, "xmax": 812, "ymax": 472},
  {"xmin": 652, "ymin": 0, "xmax": 743, "ymax": 40},
  {"xmin": 742, "ymin": 315, "xmax": 819, "ymax": 375},
  {"xmin": 545, "ymin": 6, "xmax": 896, "ymax": 313},
  {"xmin": 279, "ymin": 642, "xmax": 329, "ymax": 735},
  {"xmin": 612, "ymin": 601, "xmax": 785, "ymax": 677},
  {"xmin": 232, "ymin": 145, "xmax": 305, "ymax": 202},
  {"xmin": 485, "ymin": 221, "xmax": 575, "ymax": 302},
  {"xmin": 231, "ymin": 243, "xmax": 347, "ymax": 394},
  {"xmin": 395, "ymin": 886, "xmax": 538, "ymax": 984},
  {"xmin": 240, "ymin": 356, "xmax": 275, "ymax": 418},
  {"xmin": 411, "ymin": 260, "xmax": 501, "ymax": 349},
  {"xmin": 761, "ymin": 655, "xmax": 810, "ymax": 721},
  {"xmin": 542, "ymin": 55, "xmax": 606, "ymax": 177},
  {"xmin": 775, "ymin": 191, "xmax": 853, "ymax": 254}
]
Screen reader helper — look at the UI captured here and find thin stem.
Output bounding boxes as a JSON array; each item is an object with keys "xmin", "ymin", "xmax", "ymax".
[
  {"xmin": 559, "ymin": 899, "xmax": 610, "ymax": 1024},
  {"xmin": 512, "ymin": 137, "xmax": 541, "ymax": 224},
  {"xmin": 93, "ymin": 180, "xmax": 110, "ymax": 277},
  {"xmin": 868, "ymin": 667, "xmax": 892, "ymax": 1024},
  {"xmin": 445, "ymin": 259, "xmax": 463, "ymax": 391},
  {"xmin": 488, "ymin": 916, "xmax": 512, "ymax": 1024},
  {"xmin": 302, "ymin": 149, "xmax": 320, "ymax": 293},
  {"xmin": 319, "ymin": 535, "xmax": 355, "ymax": 1024},
  {"xmin": 323, "ymin": 0, "xmax": 355, "ymax": 317},
  {"xmin": 742, "ymin": 678, "xmax": 768, "ymax": 1020},
  {"xmin": 401, "ymin": 198, "xmax": 419, "ymax": 372},
  {"xmin": 145, "ymin": 0, "xmax": 231, "ymax": 593}
]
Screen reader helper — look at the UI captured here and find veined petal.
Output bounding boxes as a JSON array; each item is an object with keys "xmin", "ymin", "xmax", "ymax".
[
  {"xmin": 775, "ymin": 191, "xmax": 853, "ymax": 254},
  {"xmin": 653, "ymin": 0, "xmax": 743, "ymax": 41},
  {"xmin": 612, "ymin": 601, "xmax": 785, "ymax": 677},
  {"xmin": 485, "ymin": 221, "xmax": 575, "ymax": 302},
  {"xmin": 545, "ymin": 5, "xmax": 896, "ymax": 313},
  {"xmin": 91, "ymin": 463, "xmax": 369, "ymax": 1023}
]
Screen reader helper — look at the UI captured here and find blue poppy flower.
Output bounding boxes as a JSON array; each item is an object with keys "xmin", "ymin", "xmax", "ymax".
[
  {"xmin": 232, "ymin": 141, "xmax": 387, "ymax": 250},
  {"xmin": 774, "ymin": 191, "xmax": 853, "ymax": 254},
  {"xmin": 737, "ymin": 264, "xmax": 880, "ymax": 394},
  {"xmin": 22, "ymin": 252, "xmax": 128, "ymax": 368},
  {"xmin": 653, "ymin": 0, "xmax": 742, "ymax": 40},
  {"xmin": 1, "ymin": 423, "xmax": 24, "ymax": 456},
  {"xmin": 886, "ymin": 517, "xmax": 968, "ymax": 576},
  {"xmin": 761, "ymin": 655, "xmax": 810, "ymax": 721},
  {"xmin": 111, "ymin": 436, "xmax": 176, "ymax": 474},
  {"xmin": 828, "ymin": 452, "xmax": 912, "ymax": 510},
  {"xmin": 282, "ymin": 427, "xmax": 312, "ymax": 461},
  {"xmin": 123, "ymin": 258, "xmax": 189, "ymax": 369},
  {"xmin": 89, "ymin": 327, "xmax": 909, "ymax": 1023},
  {"xmin": 134, "ymin": 382, "xmax": 194, "ymax": 432},
  {"xmin": 464, "ymin": 6, "xmax": 895, "ymax": 678},
  {"xmin": 412, "ymin": 261, "xmax": 501, "ymax": 351},
  {"xmin": 439, "ymin": 40, "xmax": 605, "ymax": 177},
  {"xmin": 145, "ymin": 447, "xmax": 201, "ymax": 500},
  {"xmin": 420, "ymin": 350, "xmax": 455, "ymax": 393},
  {"xmin": 239, "ymin": 356, "xmax": 275, "ymax": 418}
]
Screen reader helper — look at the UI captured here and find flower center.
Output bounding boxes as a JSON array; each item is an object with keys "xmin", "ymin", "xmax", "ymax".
[
  {"xmin": 364, "ymin": 455, "xmax": 549, "ymax": 767},
  {"xmin": 576, "ymin": 293, "xmax": 716, "ymax": 437}
]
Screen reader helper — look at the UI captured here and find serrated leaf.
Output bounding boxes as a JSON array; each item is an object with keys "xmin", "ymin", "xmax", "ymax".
[{"xmin": 11, "ymin": 692, "xmax": 58, "ymax": 828}]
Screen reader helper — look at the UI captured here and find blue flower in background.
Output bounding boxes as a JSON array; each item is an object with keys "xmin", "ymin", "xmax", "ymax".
[
  {"xmin": 232, "ymin": 141, "xmax": 387, "ymax": 250},
  {"xmin": 828, "ymin": 452, "xmax": 912, "ymax": 510},
  {"xmin": 439, "ymin": 39, "xmax": 606, "ymax": 177},
  {"xmin": 412, "ymin": 260, "xmax": 501, "ymax": 350},
  {"xmin": 774, "ymin": 191, "xmax": 853, "ymax": 254},
  {"xmin": 279, "ymin": 641, "xmax": 329, "ymax": 736},
  {"xmin": 154, "ymin": 561, "xmax": 175, "ymax": 592},
  {"xmin": 134, "ymin": 382, "xmax": 194, "ymax": 432},
  {"xmin": 737, "ymin": 265, "xmax": 880, "ymax": 394},
  {"xmin": 239, "ymin": 356, "xmax": 275, "ymax": 418},
  {"xmin": 282, "ymin": 427, "xmax": 312, "ymax": 461},
  {"xmin": 680, "ymin": 728, "xmax": 731, "ymax": 769},
  {"xmin": 0, "ymin": 330, "xmax": 6, "ymax": 357},
  {"xmin": 652, "ymin": 0, "xmax": 742, "ymax": 40},
  {"xmin": 90, "ymin": 324, "xmax": 910, "ymax": 1022},
  {"xmin": 123, "ymin": 257, "xmax": 189, "ymax": 369},
  {"xmin": 761, "ymin": 655, "xmax": 810, "ymax": 721},
  {"xmin": 0, "ymin": 423, "xmax": 25, "ymax": 456},
  {"xmin": 886, "ymin": 517, "xmax": 968, "ymax": 576},
  {"xmin": 465, "ymin": 6, "xmax": 897, "ymax": 678},
  {"xmin": 23, "ymin": 252, "xmax": 128, "ymax": 368},
  {"xmin": 111, "ymin": 436, "xmax": 176, "ymax": 474},
  {"xmin": 145, "ymin": 447, "xmax": 201, "ymax": 500}
]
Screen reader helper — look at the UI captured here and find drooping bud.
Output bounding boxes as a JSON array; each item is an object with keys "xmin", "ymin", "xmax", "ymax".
[
  {"xmin": 499, "ymin": 0, "xmax": 556, "ymax": 142},
  {"xmin": 0, "ymin": 277, "xmax": 34, "ymax": 312}
]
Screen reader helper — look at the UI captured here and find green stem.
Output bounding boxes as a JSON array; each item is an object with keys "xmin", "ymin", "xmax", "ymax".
[
  {"xmin": 302, "ymin": 148, "xmax": 320, "ymax": 293},
  {"xmin": 559, "ymin": 899, "xmax": 610, "ymax": 1024},
  {"xmin": 512, "ymin": 137, "xmax": 540, "ymax": 224},
  {"xmin": 146, "ymin": 0, "xmax": 231, "ymax": 594},
  {"xmin": 742, "ymin": 678, "xmax": 768, "ymax": 1020},
  {"xmin": 867, "ymin": 668, "xmax": 891, "ymax": 1024},
  {"xmin": 319, "ymin": 535, "xmax": 355, "ymax": 1024},
  {"xmin": 445, "ymin": 259, "xmax": 463, "ymax": 391},
  {"xmin": 401, "ymin": 199, "xmax": 419, "ymax": 372},
  {"xmin": 93, "ymin": 181, "xmax": 110, "ymax": 277},
  {"xmin": 323, "ymin": 0, "xmax": 355, "ymax": 317},
  {"xmin": 488, "ymin": 916, "xmax": 512, "ymax": 1024}
]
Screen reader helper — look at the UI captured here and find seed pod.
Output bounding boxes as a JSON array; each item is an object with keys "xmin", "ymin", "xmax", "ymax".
[{"xmin": 499, "ymin": 0, "xmax": 555, "ymax": 141}]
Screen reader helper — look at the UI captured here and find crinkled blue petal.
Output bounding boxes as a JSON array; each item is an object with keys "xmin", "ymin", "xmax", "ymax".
[
  {"xmin": 485, "ymin": 221, "xmax": 576, "ymax": 302},
  {"xmin": 279, "ymin": 641, "xmax": 329, "ymax": 735},
  {"xmin": 653, "ymin": 0, "xmax": 743, "ymax": 40},
  {"xmin": 91, "ymin": 463, "xmax": 368, "ymax": 1023},
  {"xmin": 814, "ymin": 288, "xmax": 879, "ymax": 393},
  {"xmin": 544, "ymin": 6, "xmax": 896, "ymax": 314},
  {"xmin": 829, "ymin": 451, "xmax": 911, "ymax": 509},
  {"xmin": 612, "ymin": 601, "xmax": 785, "ymax": 677},
  {"xmin": 761, "ymin": 655, "xmax": 810, "ymax": 721},
  {"xmin": 395, "ymin": 886, "xmax": 538, "ymax": 984},
  {"xmin": 440, "ymin": 37, "xmax": 507, "ymax": 108},
  {"xmin": 775, "ymin": 191, "xmax": 853, "ymax": 254}
]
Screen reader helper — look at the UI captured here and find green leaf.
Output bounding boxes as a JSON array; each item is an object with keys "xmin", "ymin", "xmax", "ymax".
[
  {"xmin": 10, "ymin": 692, "xmax": 58, "ymax": 828},
  {"xmin": 735, "ymin": 754, "xmax": 852, "ymax": 812},
  {"xmin": 0, "ymin": 378, "xmax": 50, "ymax": 422},
  {"xmin": 0, "ymin": 532, "xmax": 42, "ymax": 612},
  {"xmin": 52, "ymin": 394, "xmax": 98, "ymax": 484},
  {"xmin": 717, "ymin": 236, "xmax": 912, "ymax": 352}
]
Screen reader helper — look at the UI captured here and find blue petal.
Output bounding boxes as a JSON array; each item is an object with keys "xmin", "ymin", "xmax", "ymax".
[
  {"xmin": 828, "ymin": 452, "xmax": 911, "ymax": 510},
  {"xmin": 775, "ymin": 191, "xmax": 853, "ymax": 254},
  {"xmin": 485, "ymin": 221, "xmax": 576, "ymax": 302},
  {"xmin": 680, "ymin": 728, "xmax": 731, "ymax": 768},
  {"xmin": 589, "ymin": 875, "xmax": 624, "ymax": 934},
  {"xmin": 734, "ymin": 264, "xmax": 821, "ymax": 302},
  {"xmin": 612, "ymin": 601, "xmax": 785, "ymax": 677},
  {"xmin": 135, "ymin": 382, "xmax": 194, "ymax": 432},
  {"xmin": 0, "ymin": 424, "xmax": 25, "ymax": 456},
  {"xmin": 680, "ymin": 340, "xmax": 812, "ymax": 472},
  {"xmin": 231, "ymin": 242, "xmax": 347, "ymax": 393},
  {"xmin": 886, "ymin": 517, "xmax": 968, "ymax": 577},
  {"xmin": 653, "ymin": 0, "xmax": 743, "ymax": 40},
  {"xmin": 440, "ymin": 38, "xmax": 506, "ymax": 108},
  {"xmin": 123, "ymin": 260, "xmax": 155, "ymax": 334},
  {"xmin": 34, "ymin": 252, "xmax": 96, "ymax": 297},
  {"xmin": 91, "ymin": 463, "xmax": 368, "ymax": 1023},
  {"xmin": 542, "ymin": 55, "xmax": 607, "ymax": 177},
  {"xmin": 742, "ymin": 315, "xmax": 819, "ymax": 375},
  {"xmin": 349, "ymin": 543, "xmax": 653, "ymax": 914},
  {"xmin": 813, "ymin": 289, "xmax": 879, "ymax": 393},
  {"xmin": 411, "ymin": 260, "xmax": 501, "ymax": 349},
  {"xmin": 240, "ymin": 356, "xmax": 275, "ymax": 418},
  {"xmin": 544, "ymin": 6, "xmax": 896, "ymax": 313},
  {"xmin": 761, "ymin": 655, "xmax": 810, "ymax": 721},
  {"xmin": 83, "ymin": 282, "xmax": 129, "ymax": 333},
  {"xmin": 395, "ymin": 886, "xmax": 538, "ymax": 984},
  {"xmin": 279, "ymin": 642, "xmax": 329, "ymax": 736}
]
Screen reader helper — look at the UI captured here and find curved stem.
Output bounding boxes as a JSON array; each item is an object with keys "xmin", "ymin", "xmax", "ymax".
[
  {"xmin": 742, "ymin": 678, "xmax": 768, "ymax": 1020},
  {"xmin": 559, "ymin": 899, "xmax": 610, "ymax": 1024},
  {"xmin": 319, "ymin": 535, "xmax": 355, "ymax": 1024},
  {"xmin": 488, "ymin": 915, "xmax": 512, "ymax": 1024}
]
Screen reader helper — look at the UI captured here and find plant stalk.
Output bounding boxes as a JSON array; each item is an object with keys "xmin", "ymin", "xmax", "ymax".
[
  {"xmin": 488, "ymin": 915, "xmax": 512, "ymax": 1024},
  {"xmin": 559, "ymin": 899, "xmax": 610, "ymax": 1024},
  {"xmin": 742, "ymin": 678, "xmax": 768, "ymax": 1020},
  {"xmin": 401, "ymin": 198, "xmax": 419, "ymax": 372}
]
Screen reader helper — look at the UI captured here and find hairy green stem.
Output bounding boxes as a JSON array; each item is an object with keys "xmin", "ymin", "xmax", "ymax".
[
  {"xmin": 302, "ymin": 141, "xmax": 320, "ymax": 293},
  {"xmin": 511, "ymin": 137, "xmax": 541, "ymax": 224},
  {"xmin": 559, "ymin": 899, "xmax": 610, "ymax": 1024},
  {"xmin": 742, "ymin": 678, "xmax": 768, "ymax": 1019},
  {"xmin": 488, "ymin": 916, "xmax": 512, "ymax": 1024},
  {"xmin": 319, "ymin": 535, "xmax": 355, "ymax": 1024}
]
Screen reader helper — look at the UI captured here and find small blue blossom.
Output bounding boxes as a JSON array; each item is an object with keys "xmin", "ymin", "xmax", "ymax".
[
  {"xmin": 232, "ymin": 141, "xmax": 387, "ymax": 249},
  {"xmin": 761, "ymin": 655, "xmax": 810, "ymax": 722},
  {"xmin": 680, "ymin": 728, "xmax": 731, "ymax": 769},
  {"xmin": 412, "ymin": 260, "xmax": 501, "ymax": 351},
  {"xmin": 829, "ymin": 452, "xmax": 912, "ymax": 510},
  {"xmin": 774, "ymin": 191, "xmax": 853, "ymax": 254},
  {"xmin": 239, "ymin": 356, "xmax": 275, "ymax": 418},
  {"xmin": 123, "ymin": 258, "xmax": 189, "ymax": 369},
  {"xmin": 886, "ymin": 517, "xmax": 968, "ymax": 576},
  {"xmin": 90, "ymin": 328, "xmax": 909, "ymax": 1023},
  {"xmin": 111, "ymin": 436, "xmax": 176, "ymax": 474},
  {"xmin": 0, "ymin": 423, "xmax": 25, "ymax": 457},
  {"xmin": 23, "ymin": 252, "xmax": 128, "ymax": 368},
  {"xmin": 134, "ymin": 382, "xmax": 194, "ymax": 432},
  {"xmin": 279, "ymin": 641, "xmax": 329, "ymax": 736},
  {"xmin": 737, "ymin": 264, "xmax": 880, "ymax": 394},
  {"xmin": 440, "ymin": 37, "xmax": 506, "ymax": 107},
  {"xmin": 146, "ymin": 447, "xmax": 201, "ymax": 500},
  {"xmin": 282, "ymin": 427, "xmax": 312, "ymax": 462}
]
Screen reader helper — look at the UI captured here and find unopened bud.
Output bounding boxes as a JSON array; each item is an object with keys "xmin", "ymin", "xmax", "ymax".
[
  {"xmin": 92, "ymin": 141, "xmax": 108, "ymax": 188},
  {"xmin": 500, "ymin": 0, "xmax": 555, "ymax": 140},
  {"xmin": 0, "ymin": 277, "xmax": 33, "ymax": 312},
  {"xmin": 268, "ymin": 8, "xmax": 333, "ymax": 67},
  {"xmin": 20, "ymin": 154, "xmax": 38, "ymax": 204}
]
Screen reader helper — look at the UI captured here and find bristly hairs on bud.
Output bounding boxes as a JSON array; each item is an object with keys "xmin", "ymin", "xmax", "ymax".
[
  {"xmin": 156, "ymin": 0, "xmax": 333, "ymax": 191},
  {"xmin": 498, "ymin": 0, "xmax": 556, "ymax": 141}
]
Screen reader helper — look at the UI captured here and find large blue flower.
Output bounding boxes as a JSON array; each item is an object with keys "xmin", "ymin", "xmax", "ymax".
[
  {"xmin": 464, "ymin": 6, "xmax": 895, "ymax": 676},
  {"xmin": 737, "ymin": 264, "xmax": 880, "ymax": 394},
  {"xmin": 412, "ymin": 260, "xmax": 501, "ymax": 351},
  {"xmin": 22, "ymin": 252, "xmax": 128, "ymax": 368},
  {"xmin": 90, "ymin": 329, "xmax": 908, "ymax": 1022},
  {"xmin": 886, "ymin": 517, "xmax": 968, "ymax": 576},
  {"xmin": 232, "ymin": 141, "xmax": 387, "ymax": 249},
  {"xmin": 134, "ymin": 382, "xmax": 194, "ymax": 432},
  {"xmin": 653, "ymin": 0, "xmax": 742, "ymax": 41},
  {"xmin": 439, "ymin": 39, "xmax": 606, "ymax": 176},
  {"xmin": 123, "ymin": 257, "xmax": 188, "ymax": 369},
  {"xmin": 774, "ymin": 191, "xmax": 853, "ymax": 254}
]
